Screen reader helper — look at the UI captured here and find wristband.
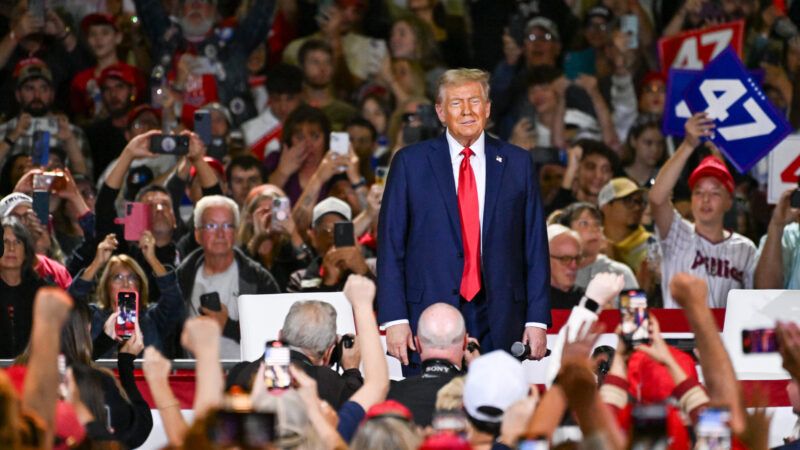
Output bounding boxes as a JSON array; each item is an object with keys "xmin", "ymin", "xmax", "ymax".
[
  {"xmin": 351, "ymin": 177, "xmax": 367, "ymax": 189},
  {"xmin": 579, "ymin": 295, "xmax": 600, "ymax": 313}
]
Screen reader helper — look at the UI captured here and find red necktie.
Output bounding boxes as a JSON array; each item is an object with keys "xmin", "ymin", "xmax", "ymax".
[{"xmin": 458, "ymin": 147, "xmax": 481, "ymax": 301}]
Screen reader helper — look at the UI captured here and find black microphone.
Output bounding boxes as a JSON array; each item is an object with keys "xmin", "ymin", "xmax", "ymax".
[{"xmin": 510, "ymin": 342, "xmax": 551, "ymax": 361}]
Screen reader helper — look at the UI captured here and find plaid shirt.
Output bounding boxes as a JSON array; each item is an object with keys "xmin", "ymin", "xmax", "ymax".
[{"xmin": 0, "ymin": 115, "xmax": 91, "ymax": 173}]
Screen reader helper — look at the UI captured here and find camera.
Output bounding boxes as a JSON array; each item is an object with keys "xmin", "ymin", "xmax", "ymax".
[
  {"xmin": 329, "ymin": 334, "xmax": 355, "ymax": 368},
  {"xmin": 149, "ymin": 134, "xmax": 189, "ymax": 155}
]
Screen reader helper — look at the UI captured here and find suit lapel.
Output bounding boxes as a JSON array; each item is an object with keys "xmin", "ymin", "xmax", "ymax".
[
  {"xmin": 427, "ymin": 134, "xmax": 463, "ymax": 248},
  {"xmin": 483, "ymin": 135, "xmax": 506, "ymax": 244}
]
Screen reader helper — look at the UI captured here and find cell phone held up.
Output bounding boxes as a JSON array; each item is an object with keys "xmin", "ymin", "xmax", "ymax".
[
  {"xmin": 200, "ymin": 292, "xmax": 222, "ymax": 312},
  {"xmin": 114, "ymin": 202, "xmax": 151, "ymax": 242},
  {"xmin": 742, "ymin": 328, "xmax": 778, "ymax": 354},
  {"xmin": 208, "ymin": 411, "xmax": 276, "ymax": 448},
  {"xmin": 150, "ymin": 133, "xmax": 190, "ymax": 155},
  {"xmin": 333, "ymin": 221, "xmax": 355, "ymax": 247},
  {"xmin": 620, "ymin": 289, "xmax": 650, "ymax": 348},
  {"xmin": 263, "ymin": 343, "xmax": 292, "ymax": 390},
  {"xmin": 115, "ymin": 291, "xmax": 139, "ymax": 340}
]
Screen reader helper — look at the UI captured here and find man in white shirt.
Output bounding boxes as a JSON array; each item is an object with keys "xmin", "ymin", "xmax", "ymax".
[{"xmin": 648, "ymin": 113, "xmax": 756, "ymax": 308}]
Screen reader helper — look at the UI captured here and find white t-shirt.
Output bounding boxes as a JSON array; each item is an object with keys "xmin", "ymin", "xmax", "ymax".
[
  {"xmin": 658, "ymin": 210, "xmax": 757, "ymax": 308},
  {"xmin": 190, "ymin": 261, "xmax": 241, "ymax": 359}
]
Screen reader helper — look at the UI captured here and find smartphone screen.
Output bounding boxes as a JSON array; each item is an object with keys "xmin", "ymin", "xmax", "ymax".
[
  {"xmin": 330, "ymin": 132, "xmax": 349, "ymax": 155},
  {"xmin": 620, "ymin": 289, "xmax": 649, "ymax": 347},
  {"xmin": 742, "ymin": 328, "xmax": 778, "ymax": 354},
  {"xmin": 263, "ymin": 345, "xmax": 291, "ymax": 390},
  {"xmin": 28, "ymin": 0, "xmax": 45, "ymax": 21},
  {"xmin": 696, "ymin": 408, "xmax": 731, "ymax": 450},
  {"xmin": 333, "ymin": 221, "xmax": 355, "ymax": 247},
  {"xmin": 271, "ymin": 196, "xmax": 291, "ymax": 230},
  {"xmin": 32, "ymin": 131, "xmax": 50, "ymax": 167},
  {"xmin": 620, "ymin": 15, "xmax": 639, "ymax": 49},
  {"xmin": 210, "ymin": 411, "xmax": 276, "ymax": 447},
  {"xmin": 194, "ymin": 110, "xmax": 212, "ymax": 146},
  {"xmin": 116, "ymin": 291, "xmax": 138, "ymax": 340}
]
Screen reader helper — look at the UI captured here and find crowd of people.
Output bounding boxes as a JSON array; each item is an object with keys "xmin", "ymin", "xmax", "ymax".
[{"xmin": 1, "ymin": 0, "xmax": 800, "ymax": 448}]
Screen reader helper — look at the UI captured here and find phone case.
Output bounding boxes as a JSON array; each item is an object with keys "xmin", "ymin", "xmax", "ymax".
[
  {"xmin": 194, "ymin": 111, "xmax": 213, "ymax": 146},
  {"xmin": 330, "ymin": 132, "xmax": 349, "ymax": 155},
  {"xmin": 115, "ymin": 291, "xmax": 139, "ymax": 339},
  {"xmin": 116, "ymin": 202, "xmax": 152, "ymax": 242},
  {"xmin": 333, "ymin": 222, "xmax": 355, "ymax": 247}
]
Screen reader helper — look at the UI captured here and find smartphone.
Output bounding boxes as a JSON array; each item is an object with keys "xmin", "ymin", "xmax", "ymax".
[
  {"xmin": 28, "ymin": 0, "xmax": 45, "ymax": 21},
  {"xmin": 620, "ymin": 289, "xmax": 649, "ymax": 348},
  {"xmin": 620, "ymin": 15, "xmax": 639, "ymax": 50},
  {"xmin": 271, "ymin": 196, "xmax": 291, "ymax": 231},
  {"xmin": 208, "ymin": 411, "xmax": 276, "ymax": 447},
  {"xmin": 518, "ymin": 440, "xmax": 549, "ymax": 450},
  {"xmin": 207, "ymin": 137, "xmax": 227, "ymax": 161},
  {"xmin": 263, "ymin": 344, "xmax": 292, "ymax": 390},
  {"xmin": 32, "ymin": 131, "xmax": 50, "ymax": 167},
  {"xmin": 563, "ymin": 49, "xmax": 596, "ymax": 80},
  {"xmin": 333, "ymin": 221, "xmax": 355, "ymax": 247},
  {"xmin": 330, "ymin": 131, "xmax": 350, "ymax": 155},
  {"xmin": 115, "ymin": 291, "xmax": 139, "ymax": 340},
  {"xmin": 119, "ymin": 202, "xmax": 151, "ymax": 242},
  {"xmin": 432, "ymin": 409, "xmax": 467, "ymax": 433},
  {"xmin": 194, "ymin": 110, "xmax": 212, "ymax": 146},
  {"xmin": 742, "ymin": 328, "xmax": 778, "ymax": 354},
  {"xmin": 695, "ymin": 408, "xmax": 731, "ymax": 450},
  {"xmin": 150, "ymin": 134, "xmax": 190, "ymax": 155},
  {"xmin": 200, "ymin": 292, "xmax": 222, "ymax": 312},
  {"xmin": 32, "ymin": 190, "xmax": 49, "ymax": 226},
  {"xmin": 374, "ymin": 166, "xmax": 389, "ymax": 186},
  {"xmin": 33, "ymin": 170, "xmax": 65, "ymax": 193}
]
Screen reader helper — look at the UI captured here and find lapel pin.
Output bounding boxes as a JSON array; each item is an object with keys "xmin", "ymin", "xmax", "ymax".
[{"xmin": 496, "ymin": 156, "xmax": 503, "ymax": 163}]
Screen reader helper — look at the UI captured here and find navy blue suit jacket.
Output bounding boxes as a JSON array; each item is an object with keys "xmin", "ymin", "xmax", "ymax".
[{"xmin": 376, "ymin": 132, "xmax": 551, "ymax": 352}]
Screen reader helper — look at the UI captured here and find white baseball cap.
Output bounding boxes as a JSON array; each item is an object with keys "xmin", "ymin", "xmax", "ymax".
[
  {"xmin": 0, "ymin": 193, "xmax": 33, "ymax": 218},
  {"xmin": 312, "ymin": 197, "xmax": 352, "ymax": 226},
  {"xmin": 463, "ymin": 351, "xmax": 529, "ymax": 423}
]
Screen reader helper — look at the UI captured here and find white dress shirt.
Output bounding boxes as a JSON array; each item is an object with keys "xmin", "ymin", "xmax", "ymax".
[{"xmin": 383, "ymin": 129, "xmax": 546, "ymax": 331}]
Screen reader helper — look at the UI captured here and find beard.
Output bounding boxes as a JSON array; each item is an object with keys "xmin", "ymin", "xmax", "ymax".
[
  {"xmin": 23, "ymin": 100, "xmax": 49, "ymax": 117},
  {"xmin": 180, "ymin": 15, "xmax": 214, "ymax": 40}
]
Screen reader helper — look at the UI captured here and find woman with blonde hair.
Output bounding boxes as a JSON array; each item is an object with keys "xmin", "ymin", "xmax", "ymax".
[{"xmin": 68, "ymin": 231, "xmax": 184, "ymax": 357}]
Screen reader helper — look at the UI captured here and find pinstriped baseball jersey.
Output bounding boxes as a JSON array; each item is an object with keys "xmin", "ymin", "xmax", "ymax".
[{"xmin": 657, "ymin": 210, "xmax": 757, "ymax": 308}]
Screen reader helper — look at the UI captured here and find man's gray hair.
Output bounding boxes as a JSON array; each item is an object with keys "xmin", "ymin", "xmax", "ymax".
[
  {"xmin": 194, "ymin": 195, "xmax": 240, "ymax": 229},
  {"xmin": 417, "ymin": 303, "xmax": 466, "ymax": 349},
  {"xmin": 436, "ymin": 68, "xmax": 490, "ymax": 104},
  {"xmin": 281, "ymin": 301, "xmax": 338, "ymax": 360}
]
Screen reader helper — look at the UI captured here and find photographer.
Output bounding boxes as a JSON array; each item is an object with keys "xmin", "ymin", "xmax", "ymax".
[
  {"xmin": 226, "ymin": 299, "xmax": 363, "ymax": 409},
  {"xmin": 386, "ymin": 303, "xmax": 480, "ymax": 427}
]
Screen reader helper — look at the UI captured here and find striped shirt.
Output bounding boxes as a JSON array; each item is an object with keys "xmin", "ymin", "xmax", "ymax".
[{"xmin": 658, "ymin": 210, "xmax": 756, "ymax": 308}]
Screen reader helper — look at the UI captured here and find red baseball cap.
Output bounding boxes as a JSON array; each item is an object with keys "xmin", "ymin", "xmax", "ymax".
[
  {"xmin": 190, "ymin": 156, "xmax": 226, "ymax": 182},
  {"xmin": 688, "ymin": 156, "xmax": 735, "ymax": 194},
  {"xmin": 80, "ymin": 13, "xmax": 118, "ymax": 34},
  {"xmin": 363, "ymin": 400, "xmax": 414, "ymax": 423},
  {"xmin": 419, "ymin": 432, "xmax": 472, "ymax": 450},
  {"xmin": 99, "ymin": 63, "xmax": 137, "ymax": 87},
  {"xmin": 639, "ymin": 71, "xmax": 666, "ymax": 94},
  {"xmin": 127, "ymin": 104, "xmax": 161, "ymax": 128},
  {"xmin": 14, "ymin": 57, "xmax": 53, "ymax": 87}
]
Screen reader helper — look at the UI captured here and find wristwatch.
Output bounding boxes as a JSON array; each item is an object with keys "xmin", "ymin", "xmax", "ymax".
[{"xmin": 579, "ymin": 295, "xmax": 600, "ymax": 313}]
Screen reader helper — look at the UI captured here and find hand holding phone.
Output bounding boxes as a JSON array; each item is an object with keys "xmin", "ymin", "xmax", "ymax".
[
  {"xmin": 150, "ymin": 134, "xmax": 190, "ymax": 155},
  {"xmin": 200, "ymin": 292, "xmax": 222, "ymax": 312},
  {"xmin": 330, "ymin": 132, "xmax": 350, "ymax": 156},
  {"xmin": 333, "ymin": 221, "xmax": 355, "ymax": 247},
  {"xmin": 270, "ymin": 196, "xmax": 291, "ymax": 231},
  {"xmin": 114, "ymin": 202, "xmax": 152, "ymax": 242},
  {"xmin": 263, "ymin": 343, "xmax": 292, "ymax": 390},
  {"xmin": 620, "ymin": 290, "xmax": 650, "ymax": 348}
]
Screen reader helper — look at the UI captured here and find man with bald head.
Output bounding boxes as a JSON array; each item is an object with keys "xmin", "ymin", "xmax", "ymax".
[{"xmin": 386, "ymin": 302, "xmax": 478, "ymax": 426}]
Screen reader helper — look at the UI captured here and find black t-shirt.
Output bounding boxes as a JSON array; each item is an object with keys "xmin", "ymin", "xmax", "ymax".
[
  {"xmin": 0, "ymin": 276, "xmax": 48, "ymax": 358},
  {"xmin": 550, "ymin": 285, "xmax": 585, "ymax": 310},
  {"xmin": 85, "ymin": 118, "xmax": 127, "ymax": 180}
]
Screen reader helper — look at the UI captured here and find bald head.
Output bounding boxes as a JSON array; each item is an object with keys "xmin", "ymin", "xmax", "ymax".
[{"xmin": 416, "ymin": 303, "xmax": 467, "ymax": 365}]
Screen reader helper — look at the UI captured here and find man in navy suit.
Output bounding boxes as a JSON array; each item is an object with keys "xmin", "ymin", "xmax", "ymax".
[{"xmin": 377, "ymin": 68, "xmax": 551, "ymax": 368}]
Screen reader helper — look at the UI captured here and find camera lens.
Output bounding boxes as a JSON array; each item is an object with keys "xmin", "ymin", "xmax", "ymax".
[{"xmin": 161, "ymin": 136, "xmax": 176, "ymax": 152}]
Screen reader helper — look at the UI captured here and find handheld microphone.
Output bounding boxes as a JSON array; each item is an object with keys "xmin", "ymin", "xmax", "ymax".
[{"xmin": 510, "ymin": 342, "xmax": 551, "ymax": 361}]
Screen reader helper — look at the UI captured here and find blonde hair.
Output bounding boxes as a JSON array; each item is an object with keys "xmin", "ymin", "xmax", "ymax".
[
  {"xmin": 435, "ymin": 376, "xmax": 465, "ymax": 410},
  {"xmin": 350, "ymin": 417, "xmax": 421, "ymax": 450},
  {"xmin": 436, "ymin": 68, "xmax": 490, "ymax": 104},
  {"xmin": 96, "ymin": 255, "xmax": 150, "ymax": 310}
]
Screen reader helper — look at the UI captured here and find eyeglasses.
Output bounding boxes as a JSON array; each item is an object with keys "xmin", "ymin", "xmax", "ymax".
[
  {"xmin": 528, "ymin": 32, "xmax": 554, "ymax": 42},
  {"xmin": 111, "ymin": 273, "xmax": 140, "ymax": 285},
  {"xmin": 550, "ymin": 254, "xmax": 582, "ymax": 265},
  {"xmin": 201, "ymin": 223, "xmax": 236, "ymax": 232}
]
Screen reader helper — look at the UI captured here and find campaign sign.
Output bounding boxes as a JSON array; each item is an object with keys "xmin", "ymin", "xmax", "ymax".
[
  {"xmin": 767, "ymin": 135, "xmax": 800, "ymax": 204},
  {"xmin": 684, "ymin": 48, "xmax": 791, "ymax": 173},
  {"xmin": 658, "ymin": 20, "xmax": 744, "ymax": 71},
  {"xmin": 664, "ymin": 68, "xmax": 765, "ymax": 137}
]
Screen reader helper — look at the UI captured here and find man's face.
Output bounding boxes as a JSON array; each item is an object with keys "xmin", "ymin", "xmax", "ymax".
[
  {"xmin": 570, "ymin": 209, "xmax": 603, "ymax": 258},
  {"xmin": 180, "ymin": 0, "xmax": 216, "ymax": 37},
  {"xmin": 229, "ymin": 166, "xmax": 263, "ymax": 208},
  {"xmin": 523, "ymin": 26, "xmax": 561, "ymax": 67},
  {"xmin": 584, "ymin": 17, "xmax": 610, "ymax": 49},
  {"xmin": 639, "ymin": 80, "xmax": 666, "ymax": 115},
  {"xmin": 691, "ymin": 177, "xmax": 732, "ymax": 227},
  {"xmin": 210, "ymin": 110, "xmax": 229, "ymax": 136},
  {"xmin": 604, "ymin": 192, "xmax": 646, "ymax": 230},
  {"xmin": 268, "ymin": 93, "xmax": 301, "ymax": 123},
  {"xmin": 195, "ymin": 205, "xmax": 236, "ymax": 258},
  {"xmin": 578, "ymin": 154, "xmax": 613, "ymax": 197},
  {"xmin": 435, "ymin": 81, "xmax": 490, "ymax": 147},
  {"xmin": 102, "ymin": 78, "xmax": 133, "ymax": 118},
  {"xmin": 347, "ymin": 124, "xmax": 375, "ymax": 160},
  {"xmin": 549, "ymin": 234, "xmax": 581, "ymax": 291},
  {"xmin": 310, "ymin": 213, "xmax": 344, "ymax": 255},
  {"xmin": 140, "ymin": 191, "xmax": 176, "ymax": 239},
  {"xmin": 302, "ymin": 50, "xmax": 333, "ymax": 90},
  {"xmin": 539, "ymin": 164, "xmax": 564, "ymax": 199},
  {"xmin": 16, "ymin": 78, "xmax": 53, "ymax": 117},
  {"xmin": 87, "ymin": 25, "xmax": 120, "ymax": 60}
]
